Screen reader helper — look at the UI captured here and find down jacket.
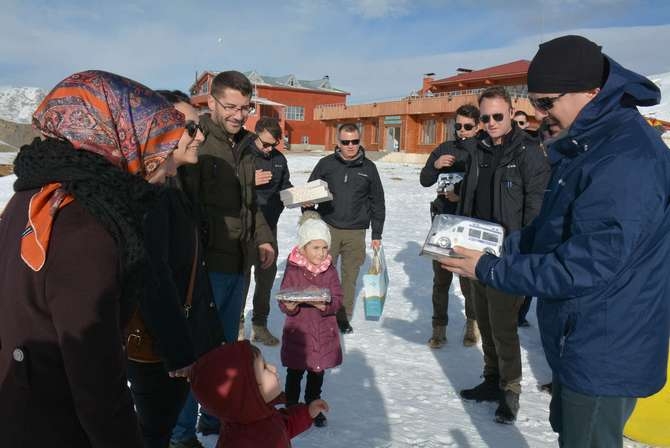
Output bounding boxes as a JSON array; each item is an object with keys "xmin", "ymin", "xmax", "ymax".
[{"xmin": 476, "ymin": 56, "xmax": 670, "ymax": 397}]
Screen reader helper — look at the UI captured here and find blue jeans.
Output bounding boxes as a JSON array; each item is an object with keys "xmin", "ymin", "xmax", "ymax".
[
  {"xmin": 171, "ymin": 271, "xmax": 245, "ymax": 442},
  {"xmin": 550, "ymin": 379, "xmax": 637, "ymax": 448}
]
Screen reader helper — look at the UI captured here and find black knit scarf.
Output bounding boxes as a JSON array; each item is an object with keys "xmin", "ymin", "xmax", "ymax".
[{"xmin": 13, "ymin": 137, "xmax": 160, "ymax": 310}]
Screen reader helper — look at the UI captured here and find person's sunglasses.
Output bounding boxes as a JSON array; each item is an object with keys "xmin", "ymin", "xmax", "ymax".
[
  {"xmin": 529, "ymin": 93, "xmax": 567, "ymax": 111},
  {"xmin": 258, "ymin": 138, "xmax": 276, "ymax": 148},
  {"xmin": 211, "ymin": 95, "xmax": 256, "ymax": 115},
  {"xmin": 185, "ymin": 121, "xmax": 203, "ymax": 138},
  {"xmin": 480, "ymin": 113, "xmax": 505, "ymax": 124},
  {"xmin": 340, "ymin": 139, "xmax": 360, "ymax": 146},
  {"xmin": 455, "ymin": 123, "xmax": 475, "ymax": 131},
  {"xmin": 514, "ymin": 120, "xmax": 526, "ymax": 126}
]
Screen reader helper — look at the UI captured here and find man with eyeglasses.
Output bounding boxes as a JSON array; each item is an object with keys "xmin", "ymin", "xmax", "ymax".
[
  {"xmin": 240, "ymin": 117, "xmax": 293, "ymax": 347},
  {"xmin": 306, "ymin": 123, "xmax": 386, "ymax": 334},
  {"xmin": 451, "ymin": 86, "xmax": 551, "ymax": 424},
  {"xmin": 441, "ymin": 35, "xmax": 670, "ymax": 446},
  {"xmin": 420, "ymin": 104, "xmax": 481, "ymax": 349},
  {"xmin": 174, "ymin": 71, "xmax": 275, "ymax": 446}
]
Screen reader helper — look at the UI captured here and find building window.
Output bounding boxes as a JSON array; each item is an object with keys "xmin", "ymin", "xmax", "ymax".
[
  {"xmin": 200, "ymin": 82, "xmax": 209, "ymax": 95},
  {"xmin": 285, "ymin": 106, "xmax": 305, "ymax": 121},
  {"xmin": 443, "ymin": 118, "xmax": 455, "ymax": 142},
  {"xmin": 356, "ymin": 121, "xmax": 364, "ymax": 141},
  {"xmin": 371, "ymin": 121, "xmax": 379, "ymax": 143},
  {"xmin": 422, "ymin": 119, "xmax": 436, "ymax": 145},
  {"xmin": 301, "ymin": 135, "xmax": 309, "ymax": 144}
]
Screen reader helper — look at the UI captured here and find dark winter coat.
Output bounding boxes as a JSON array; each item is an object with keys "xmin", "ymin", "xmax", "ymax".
[
  {"xmin": 190, "ymin": 341, "xmax": 314, "ymax": 448},
  {"xmin": 458, "ymin": 125, "xmax": 550, "ymax": 233},
  {"xmin": 278, "ymin": 261, "xmax": 343, "ymax": 372},
  {"xmin": 308, "ymin": 148, "xmax": 386, "ymax": 239},
  {"xmin": 0, "ymin": 190, "xmax": 143, "ymax": 448},
  {"xmin": 420, "ymin": 138, "xmax": 472, "ymax": 215},
  {"xmin": 476, "ymin": 56, "xmax": 670, "ymax": 397},
  {"xmin": 254, "ymin": 146, "xmax": 292, "ymax": 229},
  {"xmin": 141, "ymin": 186, "xmax": 224, "ymax": 371},
  {"xmin": 179, "ymin": 114, "xmax": 274, "ymax": 273}
]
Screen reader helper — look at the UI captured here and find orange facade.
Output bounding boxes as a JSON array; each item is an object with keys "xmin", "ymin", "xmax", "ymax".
[
  {"xmin": 316, "ymin": 60, "xmax": 537, "ymax": 153},
  {"xmin": 190, "ymin": 71, "xmax": 348, "ymax": 148}
]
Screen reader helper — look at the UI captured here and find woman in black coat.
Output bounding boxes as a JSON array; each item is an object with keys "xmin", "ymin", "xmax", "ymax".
[{"xmin": 126, "ymin": 94, "xmax": 224, "ymax": 448}]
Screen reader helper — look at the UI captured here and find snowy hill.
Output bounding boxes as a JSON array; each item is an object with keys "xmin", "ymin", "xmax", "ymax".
[
  {"xmin": 639, "ymin": 71, "xmax": 670, "ymax": 122},
  {"xmin": 0, "ymin": 86, "xmax": 45, "ymax": 124}
]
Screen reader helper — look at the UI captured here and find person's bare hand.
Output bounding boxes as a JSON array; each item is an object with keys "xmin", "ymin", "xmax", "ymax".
[
  {"xmin": 258, "ymin": 243, "xmax": 276, "ymax": 269},
  {"xmin": 438, "ymin": 246, "xmax": 485, "ymax": 279},
  {"xmin": 434, "ymin": 154, "xmax": 456, "ymax": 169},
  {"xmin": 255, "ymin": 169, "xmax": 272, "ymax": 186},
  {"xmin": 371, "ymin": 239, "xmax": 382, "ymax": 250},
  {"xmin": 311, "ymin": 301, "xmax": 327, "ymax": 311},
  {"xmin": 283, "ymin": 301, "xmax": 299, "ymax": 312},
  {"xmin": 445, "ymin": 191, "xmax": 459, "ymax": 202},
  {"xmin": 308, "ymin": 399, "xmax": 329, "ymax": 418}
]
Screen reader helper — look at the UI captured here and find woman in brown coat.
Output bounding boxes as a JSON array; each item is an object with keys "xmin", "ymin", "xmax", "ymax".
[{"xmin": 0, "ymin": 70, "xmax": 186, "ymax": 447}]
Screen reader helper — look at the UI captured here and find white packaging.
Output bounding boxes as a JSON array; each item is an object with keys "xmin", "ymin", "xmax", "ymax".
[
  {"xmin": 420, "ymin": 214, "xmax": 504, "ymax": 259},
  {"xmin": 275, "ymin": 288, "xmax": 331, "ymax": 303},
  {"xmin": 280, "ymin": 180, "xmax": 333, "ymax": 208}
]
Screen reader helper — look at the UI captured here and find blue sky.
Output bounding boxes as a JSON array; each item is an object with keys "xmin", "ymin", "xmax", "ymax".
[{"xmin": 2, "ymin": 0, "xmax": 670, "ymax": 102}]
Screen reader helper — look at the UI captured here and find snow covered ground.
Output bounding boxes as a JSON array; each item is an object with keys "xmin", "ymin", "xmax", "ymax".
[{"xmin": 0, "ymin": 153, "xmax": 652, "ymax": 447}]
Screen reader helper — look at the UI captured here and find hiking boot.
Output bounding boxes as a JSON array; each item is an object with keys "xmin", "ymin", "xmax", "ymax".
[
  {"xmin": 495, "ymin": 390, "xmax": 520, "ymax": 424},
  {"xmin": 252, "ymin": 324, "xmax": 280, "ymax": 346},
  {"xmin": 238, "ymin": 322, "xmax": 245, "ymax": 341},
  {"xmin": 169, "ymin": 437, "xmax": 205, "ymax": 448},
  {"xmin": 463, "ymin": 319, "xmax": 480, "ymax": 347},
  {"xmin": 460, "ymin": 375, "xmax": 501, "ymax": 402},
  {"xmin": 314, "ymin": 412, "xmax": 328, "ymax": 427},
  {"xmin": 428, "ymin": 325, "xmax": 447, "ymax": 349}
]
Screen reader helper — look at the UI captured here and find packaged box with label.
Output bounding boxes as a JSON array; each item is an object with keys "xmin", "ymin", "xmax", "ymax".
[{"xmin": 280, "ymin": 180, "xmax": 333, "ymax": 208}]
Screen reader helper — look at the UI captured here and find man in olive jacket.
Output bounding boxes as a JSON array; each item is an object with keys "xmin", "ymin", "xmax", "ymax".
[{"xmin": 175, "ymin": 71, "xmax": 275, "ymax": 442}]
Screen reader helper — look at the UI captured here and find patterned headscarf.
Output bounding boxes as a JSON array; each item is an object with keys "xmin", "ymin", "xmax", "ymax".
[
  {"xmin": 33, "ymin": 70, "xmax": 184, "ymax": 175},
  {"xmin": 20, "ymin": 70, "xmax": 184, "ymax": 271}
]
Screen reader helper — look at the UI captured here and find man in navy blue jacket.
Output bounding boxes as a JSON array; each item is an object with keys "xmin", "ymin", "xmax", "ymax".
[{"xmin": 441, "ymin": 35, "xmax": 670, "ymax": 446}]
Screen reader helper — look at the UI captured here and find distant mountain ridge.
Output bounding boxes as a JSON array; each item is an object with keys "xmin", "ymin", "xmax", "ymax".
[{"xmin": 0, "ymin": 86, "xmax": 45, "ymax": 124}]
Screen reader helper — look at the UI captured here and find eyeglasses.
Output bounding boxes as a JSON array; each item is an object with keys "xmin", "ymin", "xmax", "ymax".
[
  {"xmin": 480, "ymin": 113, "xmax": 505, "ymax": 124},
  {"xmin": 185, "ymin": 121, "xmax": 203, "ymax": 138},
  {"xmin": 514, "ymin": 120, "xmax": 526, "ymax": 126},
  {"xmin": 529, "ymin": 93, "xmax": 567, "ymax": 111},
  {"xmin": 257, "ymin": 137, "xmax": 276, "ymax": 148},
  {"xmin": 455, "ymin": 123, "xmax": 475, "ymax": 131},
  {"xmin": 211, "ymin": 95, "xmax": 256, "ymax": 115},
  {"xmin": 340, "ymin": 139, "xmax": 360, "ymax": 146}
]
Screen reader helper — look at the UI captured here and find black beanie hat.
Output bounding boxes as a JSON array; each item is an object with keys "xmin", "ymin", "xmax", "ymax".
[{"xmin": 527, "ymin": 35, "xmax": 605, "ymax": 93}]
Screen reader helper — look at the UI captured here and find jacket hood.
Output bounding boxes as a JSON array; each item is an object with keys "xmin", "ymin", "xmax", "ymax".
[
  {"xmin": 568, "ymin": 56, "xmax": 660, "ymax": 138},
  {"xmin": 189, "ymin": 341, "xmax": 275, "ymax": 424}
]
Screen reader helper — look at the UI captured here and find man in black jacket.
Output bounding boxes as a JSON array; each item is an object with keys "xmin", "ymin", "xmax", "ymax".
[
  {"xmin": 242, "ymin": 117, "xmax": 292, "ymax": 346},
  {"xmin": 456, "ymin": 87, "xmax": 550, "ymax": 424},
  {"xmin": 420, "ymin": 104, "xmax": 480, "ymax": 349},
  {"xmin": 307, "ymin": 123, "xmax": 386, "ymax": 333}
]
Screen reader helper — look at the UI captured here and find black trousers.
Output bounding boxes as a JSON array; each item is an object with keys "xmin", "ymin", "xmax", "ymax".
[
  {"xmin": 285, "ymin": 368, "xmax": 325, "ymax": 405},
  {"xmin": 127, "ymin": 361, "xmax": 190, "ymax": 448}
]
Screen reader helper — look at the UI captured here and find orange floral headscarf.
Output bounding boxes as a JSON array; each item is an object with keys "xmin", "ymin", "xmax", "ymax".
[{"xmin": 21, "ymin": 70, "xmax": 185, "ymax": 271}]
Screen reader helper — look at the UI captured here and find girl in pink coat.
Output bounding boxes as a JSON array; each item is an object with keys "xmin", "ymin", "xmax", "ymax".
[{"xmin": 278, "ymin": 211, "xmax": 343, "ymax": 428}]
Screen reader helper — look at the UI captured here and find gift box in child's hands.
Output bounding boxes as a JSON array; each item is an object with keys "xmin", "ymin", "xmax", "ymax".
[{"xmin": 363, "ymin": 246, "xmax": 389, "ymax": 321}]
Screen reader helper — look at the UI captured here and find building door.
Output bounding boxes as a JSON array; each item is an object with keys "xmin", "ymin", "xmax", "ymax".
[{"xmin": 385, "ymin": 126, "xmax": 400, "ymax": 151}]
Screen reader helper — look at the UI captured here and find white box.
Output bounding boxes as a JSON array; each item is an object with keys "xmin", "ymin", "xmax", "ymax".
[
  {"xmin": 280, "ymin": 181, "xmax": 333, "ymax": 208},
  {"xmin": 420, "ymin": 214, "xmax": 505, "ymax": 259}
]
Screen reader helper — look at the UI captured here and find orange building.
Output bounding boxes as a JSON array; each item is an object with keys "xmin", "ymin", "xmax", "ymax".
[
  {"xmin": 315, "ymin": 60, "xmax": 536, "ymax": 153},
  {"xmin": 190, "ymin": 71, "xmax": 348, "ymax": 150}
]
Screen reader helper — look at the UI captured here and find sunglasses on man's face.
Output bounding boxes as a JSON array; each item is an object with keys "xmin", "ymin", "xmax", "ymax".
[
  {"xmin": 529, "ymin": 93, "xmax": 567, "ymax": 112},
  {"xmin": 480, "ymin": 113, "xmax": 505, "ymax": 124},
  {"xmin": 257, "ymin": 138, "xmax": 276, "ymax": 148},
  {"xmin": 340, "ymin": 139, "xmax": 360, "ymax": 146},
  {"xmin": 185, "ymin": 121, "xmax": 203, "ymax": 138},
  {"xmin": 514, "ymin": 120, "xmax": 526, "ymax": 126},
  {"xmin": 455, "ymin": 123, "xmax": 475, "ymax": 131}
]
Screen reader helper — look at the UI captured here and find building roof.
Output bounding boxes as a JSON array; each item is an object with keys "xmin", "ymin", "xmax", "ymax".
[
  {"xmin": 192, "ymin": 71, "xmax": 348, "ymax": 95},
  {"xmin": 432, "ymin": 60, "xmax": 531, "ymax": 86}
]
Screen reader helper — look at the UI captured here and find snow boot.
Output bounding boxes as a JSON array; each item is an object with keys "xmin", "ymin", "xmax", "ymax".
[
  {"xmin": 314, "ymin": 412, "xmax": 328, "ymax": 427},
  {"xmin": 462, "ymin": 319, "xmax": 480, "ymax": 347},
  {"xmin": 495, "ymin": 390, "xmax": 520, "ymax": 424},
  {"xmin": 428, "ymin": 325, "xmax": 447, "ymax": 349},
  {"xmin": 460, "ymin": 374, "xmax": 501, "ymax": 402},
  {"xmin": 252, "ymin": 324, "xmax": 280, "ymax": 346}
]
